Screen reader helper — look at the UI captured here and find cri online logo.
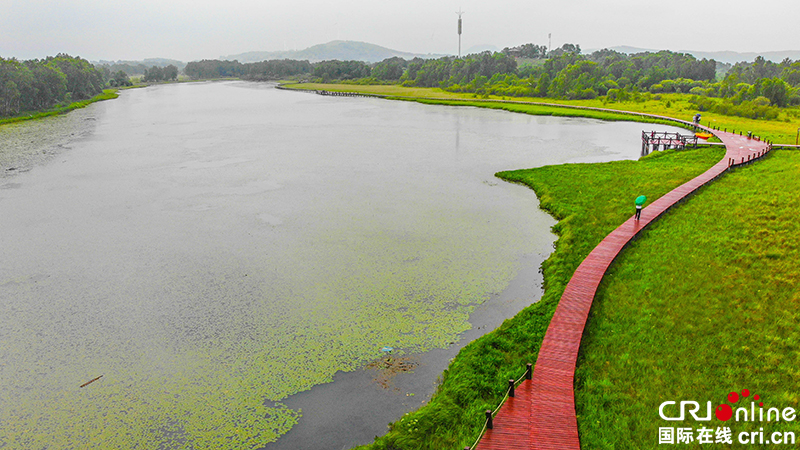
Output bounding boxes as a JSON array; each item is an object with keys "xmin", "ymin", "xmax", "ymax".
[
  {"xmin": 659, "ymin": 389, "xmax": 797, "ymax": 423},
  {"xmin": 716, "ymin": 389, "xmax": 760, "ymax": 421}
]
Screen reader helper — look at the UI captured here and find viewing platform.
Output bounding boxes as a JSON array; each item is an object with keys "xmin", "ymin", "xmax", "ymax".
[{"xmin": 641, "ymin": 130, "xmax": 699, "ymax": 154}]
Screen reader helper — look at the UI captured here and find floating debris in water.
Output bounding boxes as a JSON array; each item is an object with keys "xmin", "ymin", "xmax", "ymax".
[
  {"xmin": 79, "ymin": 375, "xmax": 103, "ymax": 388},
  {"xmin": 367, "ymin": 356, "xmax": 418, "ymax": 390}
]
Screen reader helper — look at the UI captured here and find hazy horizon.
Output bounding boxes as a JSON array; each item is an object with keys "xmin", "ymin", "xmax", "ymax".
[{"xmin": 2, "ymin": 0, "xmax": 798, "ymax": 62}]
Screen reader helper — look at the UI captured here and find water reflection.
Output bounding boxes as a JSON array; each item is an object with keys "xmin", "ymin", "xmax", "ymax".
[{"xmin": 0, "ymin": 82, "xmax": 691, "ymax": 449}]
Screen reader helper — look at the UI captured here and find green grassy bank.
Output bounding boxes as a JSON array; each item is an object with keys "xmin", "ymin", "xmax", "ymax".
[
  {"xmin": 576, "ymin": 150, "xmax": 800, "ymax": 449},
  {"xmin": 283, "ymin": 82, "xmax": 800, "ymax": 144},
  {"xmin": 400, "ymin": 98, "xmax": 690, "ymax": 129},
  {"xmin": 0, "ymin": 89, "xmax": 119, "ymax": 126},
  {"xmin": 355, "ymin": 146, "xmax": 727, "ymax": 449}
]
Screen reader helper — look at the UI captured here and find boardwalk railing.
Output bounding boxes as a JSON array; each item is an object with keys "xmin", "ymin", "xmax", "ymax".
[
  {"xmin": 641, "ymin": 131, "xmax": 699, "ymax": 154},
  {"xmin": 463, "ymin": 363, "xmax": 532, "ymax": 450}
]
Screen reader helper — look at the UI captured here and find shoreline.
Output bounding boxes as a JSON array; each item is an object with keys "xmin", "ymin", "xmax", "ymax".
[
  {"xmin": 0, "ymin": 89, "xmax": 120, "ymax": 127},
  {"xmin": 278, "ymin": 81, "xmax": 799, "ymax": 145},
  {"xmin": 276, "ymin": 82, "xmax": 696, "ymax": 130},
  {"xmin": 0, "ymin": 78, "xmax": 205, "ymax": 128}
]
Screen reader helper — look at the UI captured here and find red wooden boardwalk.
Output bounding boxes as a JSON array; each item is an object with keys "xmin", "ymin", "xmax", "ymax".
[{"xmin": 476, "ymin": 125, "xmax": 771, "ymax": 450}]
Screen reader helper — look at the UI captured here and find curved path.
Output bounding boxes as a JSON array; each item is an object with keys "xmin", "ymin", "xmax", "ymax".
[{"xmin": 476, "ymin": 123, "xmax": 772, "ymax": 450}]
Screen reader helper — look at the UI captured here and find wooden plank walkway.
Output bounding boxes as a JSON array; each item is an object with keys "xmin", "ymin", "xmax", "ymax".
[{"xmin": 476, "ymin": 126, "xmax": 772, "ymax": 450}]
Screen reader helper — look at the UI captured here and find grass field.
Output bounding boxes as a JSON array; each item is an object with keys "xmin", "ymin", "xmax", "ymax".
[
  {"xmin": 576, "ymin": 150, "xmax": 800, "ymax": 449},
  {"xmin": 355, "ymin": 147, "xmax": 728, "ymax": 449}
]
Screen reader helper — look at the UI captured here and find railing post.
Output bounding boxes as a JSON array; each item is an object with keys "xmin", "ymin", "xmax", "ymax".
[
  {"xmin": 509, "ymin": 379, "xmax": 515, "ymax": 398},
  {"xmin": 526, "ymin": 363, "xmax": 533, "ymax": 380},
  {"xmin": 485, "ymin": 410, "xmax": 493, "ymax": 429}
]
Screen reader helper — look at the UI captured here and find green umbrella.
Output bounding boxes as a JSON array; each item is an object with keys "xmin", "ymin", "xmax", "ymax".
[{"xmin": 635, "ymin": 195, "xmax": 647, "ymax": 206}]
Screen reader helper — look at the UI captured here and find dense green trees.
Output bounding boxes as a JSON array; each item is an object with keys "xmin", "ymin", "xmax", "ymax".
[
  {"xmin": 312, "ymin": 60, "xmax": 371, "ymax": 81},
  {"xmin": 404, "ymin": 52, "xmax": 518, "ymax": 88},
  {"xmin": 142, "ymin": 65, "xmax": 179, "ymax": 82},
  {"xmin": 183, "ymin": 59, "xmax": 312, "ymax": 81},
  {"xmin": 438, "ymin": 48, "xmax": 717, "ymax": 100},
  {"xmin": 502, "ymin": 43, "xmax": 548, "ymax": 59},
  {"xmin": 371, "ymin": 57, "xmax": 408, "ymax": 81},
  {"xmin": 108, "ymin": 70, "xmax": 132, "ymax": 87},
  {"xmin": 0, "ymin": 54, "xmax": 104, "ymax": 117},
  {"xmin": 243, "ymin": 59, "xmax": 312, "ymax": 81},
  {"xmin": 184, "ymin": 59, "xmax": 246, "ymax": 79}
]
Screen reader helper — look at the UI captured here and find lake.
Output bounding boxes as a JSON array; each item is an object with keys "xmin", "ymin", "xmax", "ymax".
[{"xmin": 0, "ymin": 81, "xmax": 688, "ymax": 449}]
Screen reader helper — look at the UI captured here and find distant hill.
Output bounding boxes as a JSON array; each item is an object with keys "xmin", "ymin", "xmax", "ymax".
[
  {"xmin": 221, "ymin": 40, "xmax": 446, "ymax": 63},
  {"xmin": 594, "ymin": 46, "xmax": 800, "ymax": 64}
]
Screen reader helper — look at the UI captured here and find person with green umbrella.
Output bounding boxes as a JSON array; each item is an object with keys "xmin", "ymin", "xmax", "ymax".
[{"xmin": 635, "ymin": 195, "xmax": 646, "ymax": 221}]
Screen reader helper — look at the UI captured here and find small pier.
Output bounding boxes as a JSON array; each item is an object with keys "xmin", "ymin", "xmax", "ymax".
[
  {"xmin": 642, "ymin": 131, "xmax": 699, "ymax": 155},
  {"xmin": 315, "ymin": 90, "xmax": 378, "ymax": 98}
]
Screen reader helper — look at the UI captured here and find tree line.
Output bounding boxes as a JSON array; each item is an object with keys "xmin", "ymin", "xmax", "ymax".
[
  {"xmin": 0, "ymin": 54, "xmax": 105, "ymax": 116},
  {"xmin": 142, "ymin": 65, "xmax": 179, "ymax": 82},
  {"xmin": 426, "ymin": 45, "xmax": 717, "ymax": 99},
  {"xmin": 6, "ymin": 48, "xmax": 798, "ymax": 121},
  {"xmin": 334, "ymin": 44, "xmax": 800, "ymax": 120},
  {"xmin": 184, "ymin": 59, "xmax": 313, "ymax": 80},
  {"xmin": 0, "ymin": 54, "xmax": 195, "ymax": 117}
]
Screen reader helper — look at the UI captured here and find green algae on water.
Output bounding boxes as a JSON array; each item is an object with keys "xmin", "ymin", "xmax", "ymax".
[{"xmin": 0, "ymin": 219, "xmax": 522, "ymax": 449}]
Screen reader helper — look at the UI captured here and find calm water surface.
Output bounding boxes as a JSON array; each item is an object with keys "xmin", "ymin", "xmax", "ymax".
[{"xmin": 0, "ymin": 82, "xmax": 688, "ymax": 449}]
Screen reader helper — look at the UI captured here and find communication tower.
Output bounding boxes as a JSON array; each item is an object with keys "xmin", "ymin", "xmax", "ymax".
[{"xmin": 456, "ymin": 8, "xmax": 465, "ymax": 58}]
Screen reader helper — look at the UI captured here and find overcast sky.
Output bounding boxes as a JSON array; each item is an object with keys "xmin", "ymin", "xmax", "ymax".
[{"xmin": 2, "ymin": 0, "xmax": 798, "ymax": 62}]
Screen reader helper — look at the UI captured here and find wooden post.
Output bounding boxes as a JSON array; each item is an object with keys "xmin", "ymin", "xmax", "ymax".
[
  {"xmin": 486, "ymin": 410, "xmax": 494, "ymax": 429},
  {"xmin": 526, "ymin": 363, "xmax": 533, "ymax": 380},
  {"xmin": 509, "ymin": 379, "xmax": 515, "ymax": 398}
]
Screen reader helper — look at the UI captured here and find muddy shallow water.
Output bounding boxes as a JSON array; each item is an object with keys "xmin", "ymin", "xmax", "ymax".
[{"xmin": 0, "ymin": 82, "xmax": 689, "ymax": 449}]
